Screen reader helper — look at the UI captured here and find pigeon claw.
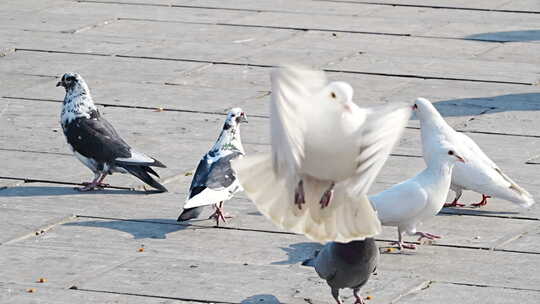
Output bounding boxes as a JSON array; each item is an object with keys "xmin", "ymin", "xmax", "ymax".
[
  {"xmin": 320, "ymin": 188, "xmax": 333, "ymax": 208},
  {"xmin": 209, "ymin": 201, "xmax": 232, "ymax": 227},
  {"xmin": 416, "ymin": 231, "xmax": 441, "ymax": 242},
  {"xmin": 471, "ymin": 195, "xmax": 491, "ymax": 208},
  {"xmin": 294, "ymin": 180, "xmax": 305, "ymax": 210},
  {"xmin": 353, "ymin": 288, "xmax": 365, "ymax": 304},
  {"xmin": 394, "ymin": 241, "xmax": 416, "ymax": 250},
  {"xmin": 443, "ymin": 199, "xmax": 465, "ymax": 208},
  {"xmin": 319, "ymin": 182, "xmax": 335, "ymax": 209}
]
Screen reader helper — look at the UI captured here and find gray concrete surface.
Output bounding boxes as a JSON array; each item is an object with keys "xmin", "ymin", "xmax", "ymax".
[{"xmin": 1, "ymin": 0, "xmax": 540, "ymax": 303}]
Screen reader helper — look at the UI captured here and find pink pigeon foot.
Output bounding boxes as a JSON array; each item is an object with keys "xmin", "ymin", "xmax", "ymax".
[
  {"xmin": 416, "ymin": 231, "xmax": 441, "ymax": 242},
  {"xmin": 394, "ymin": 241, "xmax": 417, "ymax": 250},
  {"xmin": 353, "ymin": 289, "xmax": 365, "ymax": 304},
  {"xmin": 444, "ymin": 199, "xmax": 466, "ymax": 208},
  {"xmin": 208, "ymin": 202, "xmax": 233, "ymax": 226},
  {"xmin": 471, "ymin": 195, "xmax": 491, "ymax": 208}
]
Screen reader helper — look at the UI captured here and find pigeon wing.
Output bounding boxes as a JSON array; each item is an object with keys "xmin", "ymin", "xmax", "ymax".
[
  {"xmin": 65, "ymin": 113, "xmax": 131, "ymax": 162},
  {"xmin": 270, "ymin": 66, "xmax": 327, "ymax": 182},
  {"xmin": 184, "ymin": 152, "xmax": 243, "ymax": 209},
  {"xmin": 346, "ymin": 102, "xmax": 412, "ymax": 196}
]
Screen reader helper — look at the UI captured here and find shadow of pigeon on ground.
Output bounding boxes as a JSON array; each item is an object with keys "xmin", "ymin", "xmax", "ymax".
[
  {"xmin": 241, "ymin": 294, "xmax": 283, "ymax": 304},
  {"xmin": 63, "ymin": 218, "xmax": 202, "ymax": 239},
  {"xmin": 410, "ymin": 93, "xmax": 540, "ymax": 120},
  {"xmin": 0, "ymin": 185, "xmax": 145, "ymax": 197},
  {"xmin": 466, "ymin": 30, "xmax": 540, "ymax": 42},
  {"xmin": 272, "ymin": 242, "xmax": 323, "ymax": 265}
]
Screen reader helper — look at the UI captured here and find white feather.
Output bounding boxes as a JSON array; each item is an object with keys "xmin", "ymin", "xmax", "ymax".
[
  {"xmin": 184, "ymin": 180, "xmax": 241, "ymax": 209},
  {"xmin": 116, "ymin": 149, "xmax": 155, "ymax": 164},
  {"xmin": 232, "ymin": 153, "xmax": 381, "ymax": 243}
]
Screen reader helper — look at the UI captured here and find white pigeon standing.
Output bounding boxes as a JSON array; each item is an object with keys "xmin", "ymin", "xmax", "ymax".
[
  {"xmin": 232, "ymin": 66, "xmax": 412, "ymax": 243},
  {"xmin": 370, "ymin": 143, "xmax": 466, "ymax": 250},
  {"xmin": 414, "ymin": 97, "xmax": 535, "ymax": 208},
  {"xmin": 178, "ymin": 108, "xmax": 248, "ymax": 226},
  {"xmin": 57, "ymin": 73, "xmax": 167, "ymax": 192}
]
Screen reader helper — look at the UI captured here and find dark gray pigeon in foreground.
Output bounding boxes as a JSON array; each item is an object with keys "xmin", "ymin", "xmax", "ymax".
[
  {"xmin": 57, "ymin": 73, "xmax": 167, "ymax": 192},
  {"xmin": 177, "ymin": 108, "xmax": 247, "ymax": 226},
  {"xmin": 303, "ymin": 238, "xmax": 379, "ymax": 304}
]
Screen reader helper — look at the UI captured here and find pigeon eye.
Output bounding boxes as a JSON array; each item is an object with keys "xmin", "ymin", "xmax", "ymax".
[
  {"xmin": 330, "ymin": 92, "xmax": 337, "ymax": 99},
  {"xmin": 448, "ymin": 150, "xmax": 454, "ymax": 155}
]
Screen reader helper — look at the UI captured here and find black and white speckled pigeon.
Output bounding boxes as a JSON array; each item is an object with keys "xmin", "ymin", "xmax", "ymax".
[
  {"xmin": 57, "ymin": 73, "xmax": 167, "ymax": 192},
  {"xmin": 177, "ymin": 108, "xmax": 247, "ymax": 226},
  {"xmin": 302, "ymin": 238, "xmax": 379, "ymax": 304}
]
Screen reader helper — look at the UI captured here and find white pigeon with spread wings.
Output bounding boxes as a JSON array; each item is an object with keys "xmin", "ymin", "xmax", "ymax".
[
  {"xmin": 370, "ymin": 144, "xmax": 465, "ymax": 250},
  {"xmin": 414, "ymin": 97, "xmax": 535, "ymax": 208},
  {"xmin": 232, "ymin": 66, "xmax": 411, "ymax": 243}
]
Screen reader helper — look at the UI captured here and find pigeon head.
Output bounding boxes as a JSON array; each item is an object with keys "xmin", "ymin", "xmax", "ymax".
[
  {"xmin": 412, "ymin": 97, "xmax": 442, "ymax": 119},
  {"xmin": 224, "ymin": 107, "xmax": 248, "ymax": 130},
  {"xmin": 56, "ymin": 73, "xmax": 90, "ymax": 94},
  {"xmin": 438, "ymin": 142, "xmax": 466, "ymax": 164},
  {"xmin": 326, "ymin": 81, "xmax": 355, "ymax": 112}
]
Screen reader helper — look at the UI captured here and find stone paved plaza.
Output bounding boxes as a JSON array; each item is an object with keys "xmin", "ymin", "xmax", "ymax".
[{"xmin": 1, "ymin": 0, "xmax": 540, "ymax": 303}]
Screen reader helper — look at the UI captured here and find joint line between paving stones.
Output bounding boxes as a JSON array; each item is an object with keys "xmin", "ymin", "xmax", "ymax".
[
  {"xmin": 0, "ymin": 176, "xmax": 135, "ymax": 191},
  {"xmin": 70, "ymin": 288, "xmax": 239, "ymax": 304},
  {"xmin": 119, "ymin": 17, "xmax": 513, "ymax": 44},
  {"xmin": 439, "ymin": 210, "xmax": 539, "ymax": 222},
  {"xmin": 12, "ymin": 48, "xmax": 533, "ymax": 86},
  {"xmin": 389, "ymin": 280, "xmax": 432, "ymax": 303},
  {"xmin": 3, "ymin": 95, "xmax": 540, "ymax": 140},
  {"xmin": 0, "ymin": 148, "xmax": 71, "ymax": 156},
  {"xmin": 1, "ymin": 214, "xmax": 77, "ymax": 246},
  {"xmin": 314, "ymin": 0, "xmax": 540, "ymax": 14},
  {"xmin": 438, "ymin": 281, "xmax": 540, "ymax": 292}
]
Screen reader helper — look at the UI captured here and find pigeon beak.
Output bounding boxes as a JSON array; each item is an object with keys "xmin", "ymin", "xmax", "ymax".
[
  {"xmin": 240, "ymin": 112, "xmax": 248, "ymax": 123},
  {"xmin": 456, "ymin": 155, "xmax": 466, "ymax": 163},
  {"xmin": 56, "ymin": 81, "xmax": 63, "ymax": 87},
  {"xmin": 412, "ymin": 104, "xmax": 418, "ymax": 110}
]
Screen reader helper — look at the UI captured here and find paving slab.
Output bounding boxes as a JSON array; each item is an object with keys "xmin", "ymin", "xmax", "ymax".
[
  {"xmin": 0, "ymin": 282, "xmax": 190, "ymax": 304},
  {"xmin": 396, "ymin": 281, "xmax": 540, "ymax": 304},
  {"xmin": 0, "ymin": 208, "xmax": 73, "ymax": 245},
  {"xmin": 0, "ymin": 244, "xmax": 134, "ymax": 288}
]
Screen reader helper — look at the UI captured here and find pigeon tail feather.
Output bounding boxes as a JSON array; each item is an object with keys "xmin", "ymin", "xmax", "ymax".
[
  {"xmin": 183, "ymin": 187, "xmax": 233, "ymax": 209},
  {"xmin": 178, "ymin": 206, "xmax": 205, "ymax": 221},
  {"xmin": 232, "ymin": 153, "xmax": 381, "ymax": 243},
  {"xmin": 121, "ymin": 164, "xmax": 167, "ymax": 192}
]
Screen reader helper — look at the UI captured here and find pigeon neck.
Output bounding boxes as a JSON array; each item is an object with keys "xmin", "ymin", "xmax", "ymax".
[
  {"xmin": 334, "ymin": 238, "xmax": 376, "ymax": 265},
  {"xmin": 425, "ymin": 157, "xmax": 455, "ymax": 178},
  {"xmin": 418, "ymin": 103, "xmax": 450, "ymax": 128},
  {"xmin": 210, "ymin": 123, "xmax": 244, "ymax": 154},
  {"xmin": 61, "ymin": 89, "xmax": 97, "ymax": 125}
]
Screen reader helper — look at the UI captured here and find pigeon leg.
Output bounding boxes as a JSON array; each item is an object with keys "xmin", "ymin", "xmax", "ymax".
[
  {"xmin": 471, "ymin": 195, "xmax": 491, "ymax": 208},
  {"xmin": 331, "ymin": 288, "xmax": 342, "ymax": 304},
  {"xmin": 294, "ymin": 180, "xmax": 306, "ymax": 209},
  {"xmin": 353, "ymin": 288, "xmax": 365, "ymax": 304},
  {"xmin": 320, "ymin": 182, "xmax": 335, "ymax": 209},
  {"xmin": 76, "ymin": 173, "xmax": 104, "ymax": 191},
  {"xmin": 208, "ymin": 202, "xmax": 233, "ymax": 226},
  {"xmin": 444, "ymin": 189, "xmax": 465, "ymax": 207},
  {"xmin": 416, "ymin": 231, "xmax": 441, "ymax": 242},
  {"xmin": 94, "ymin": 174, "xmax": 110, "ymax": 189},
  {"xmin": 394, "ymin": 227, "xmax": 416, "ymax": 250}
]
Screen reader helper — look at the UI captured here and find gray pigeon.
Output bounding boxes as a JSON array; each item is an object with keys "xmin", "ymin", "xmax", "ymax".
[
  {"xmin": 303, "ymin": 238, "xmax": 378, "ymax": 304},
  {"xmin": 57, "ymin": 73, "xmax": 167, "ymax": 192}
]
